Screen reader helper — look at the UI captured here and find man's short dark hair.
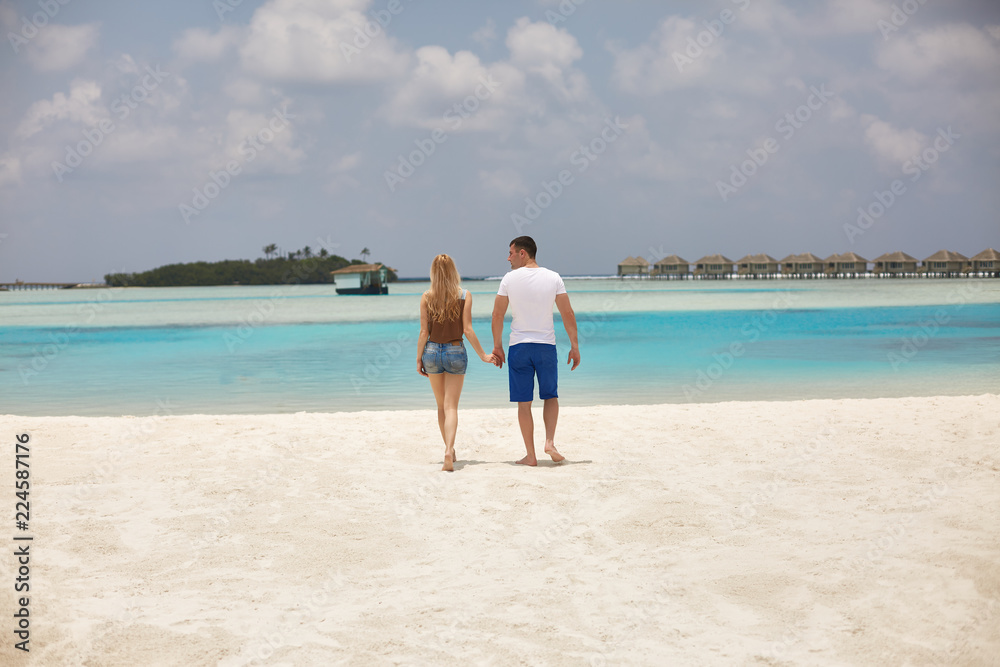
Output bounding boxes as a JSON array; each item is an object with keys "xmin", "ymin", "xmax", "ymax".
[{"xmin": 510, "ymin": 236, "xmax": 537, "ymax": 259}]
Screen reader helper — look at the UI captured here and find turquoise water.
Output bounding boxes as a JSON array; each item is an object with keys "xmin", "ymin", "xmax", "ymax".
[{"xmin": 1, "ymin": 279, "xmax": 998, "ymax": 416}]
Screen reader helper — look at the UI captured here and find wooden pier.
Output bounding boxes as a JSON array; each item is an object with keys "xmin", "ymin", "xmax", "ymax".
[{"xmin": 0, "ymin": 282, "xmax": 103, "ymax": 291}]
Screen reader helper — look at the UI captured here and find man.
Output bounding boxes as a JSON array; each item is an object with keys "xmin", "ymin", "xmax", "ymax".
[{"xmin": 492, "ymin": 236, "xmax": 580, "ymax": 466}]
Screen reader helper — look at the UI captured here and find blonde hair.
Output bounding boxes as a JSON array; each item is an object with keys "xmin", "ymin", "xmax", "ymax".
[{"xmin": 426, "ymin": 254, "xmax": 463, "ymax": 323}]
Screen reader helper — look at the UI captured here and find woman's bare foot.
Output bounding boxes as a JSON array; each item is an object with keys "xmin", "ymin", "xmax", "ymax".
[
  {"xmin": 544, "ymin": 445, "xmax": 565, "ymax": 462},
  {"xmin": 516, "ymin": 456, "xmax": 537, "ymax": 466},
  {"xmin": 442, "ymin": 449, "xmax": 455, "ymax": 472}
]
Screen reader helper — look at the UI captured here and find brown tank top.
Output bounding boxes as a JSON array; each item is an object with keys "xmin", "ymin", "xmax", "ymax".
[{"xmin": 428, "ymin": 290, "xmax": 466, "ymax": 344}]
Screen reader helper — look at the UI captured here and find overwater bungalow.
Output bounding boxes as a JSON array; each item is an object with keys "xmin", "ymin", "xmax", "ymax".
[
  {"xmin": 779, "ymin": 254, "xmax": 800, "ymax": 276},
  {"xmin": 873, "ymin": 251, "xmax": 919, "ymax": 276},
  {"xmin": 736, "ymin": 253, "xmax": 779, "ymax": 277},
  {"xmin": 651, "ymin": 255, "xmax": 690, "ymax": 278},
  {"xmin": 825, "ymin": 252, "xmax": 869, "ymax": 276},
  {"xmin": 330, "ymin": 263, "xmax": 392, "ymax": 295},
  {"xmin": 617, "ymin": 256, "xmax": 650, "ymax": 276},
  {"xmin": 694, "ymin": 254, "xmax": 734, "ymax": 278},
  {"xmin": 970, "ymin": 248, "xmax": 1000, "ymax": 276},
  {"xmin": 922, "ymin": 250, "xmax": 968, "ymax": 276},
  {"xmin": 782, "ymin": 253, "xmax": 824, "ymax": 277}
]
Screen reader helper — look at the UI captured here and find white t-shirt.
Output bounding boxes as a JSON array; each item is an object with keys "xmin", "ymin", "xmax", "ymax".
[{"xmin": 497, "ymin": 267, "xmax": 567, "ymax": 346}]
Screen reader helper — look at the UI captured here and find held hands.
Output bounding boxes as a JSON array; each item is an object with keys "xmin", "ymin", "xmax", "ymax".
[
  {"xmin": 480, "ymin": 352, "xmax": 500, "ymax": 366},
  {"xmin": 491, "ymin": 346, "xmax": 506, "ymax": 369}
]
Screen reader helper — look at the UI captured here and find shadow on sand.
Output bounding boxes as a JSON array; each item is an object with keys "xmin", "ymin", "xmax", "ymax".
[
  {"xmin": 429, "ymin": 459, "xmax": 594, "ymax": 470},
  {"xmin": 501, "ymin": 459, "xmax": 593, "ymax": 468}
]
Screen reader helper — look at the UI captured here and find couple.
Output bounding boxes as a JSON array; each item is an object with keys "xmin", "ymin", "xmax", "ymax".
[{"xmin": 417, "ymin": 236, "xmax": 581, "ymax": 471}]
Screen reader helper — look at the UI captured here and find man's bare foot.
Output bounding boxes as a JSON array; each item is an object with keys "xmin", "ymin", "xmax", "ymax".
[
  {"xmin": 442, "ymin": 451, "xmax": 454, "ymax": 472},
  {"xmin": 544, "ymin": 445, "xmax": 565, "ymax": 463},
  {"xmin": 516, "ymin": 456, "xmax": 537, "ymax": 466}
]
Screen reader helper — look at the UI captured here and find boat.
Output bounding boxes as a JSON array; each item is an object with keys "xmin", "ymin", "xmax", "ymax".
[{"xmin": 331, "ymin": 263, "xmax": 393, "ymax": 295}]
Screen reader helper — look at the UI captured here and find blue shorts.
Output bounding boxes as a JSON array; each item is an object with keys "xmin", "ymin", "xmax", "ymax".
[
  {"xmin": 508, "ymin": 343, "xmax": 558, "ymax": 402},
  {"xmin": 422, "ymin": 341, "xmax": 467, "ymax": 375}
]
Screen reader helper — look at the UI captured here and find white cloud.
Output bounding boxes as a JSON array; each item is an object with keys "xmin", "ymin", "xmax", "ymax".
[
  {"xmin": 737, "ymin": 0, "xmax": 799, "ymax": 33},
  {"xmin": 808, "ymin": 0, "xmax": 884, "ymax": 34},
  {"xmin": 471, "ymin": 18, "xmax": 497, "ymax": 48},
  {"xmin": 828, "ymin": 98, "xmax": 856, "ymax": 122},
  {"xmin": 224, "ymin": 78, "xmax": 267, "ymax": 105},
  {"xmin": 506, "ymin": 17, "xmax": 581, "ymax": 71},
  {"xmin": 15, "ymin": 79, "xmax": 105, "ymax": 140},
  {"xmin": 221, "ymin": 107, "xmax": 305, "ymax": 174},
  {"xmin": 239, "ymin": 0, "xmax": 410, "ymax": 83},
  {"xmin": 0, "ymin": 153, "xmax": 21, "ymax": 187},
  {"xmin": 876, "ymin": 23, "xmax": 1000, "ymax": 82},
  {"xmin": 609, "ymin": 16, "xmax": 726, "ymax": 94},
  {"xmin": 861, "ymin": 115, "xmax": 925, "ymax": 169},
  {"xmin": 22, "ymin": 23, "xmax": 100, "ymax": 71},
  {"xmin": 173, "ymin": 26, "xmax": 243, "ymax": 63},
  {"xmin": 379, "ymin": 46, "xmax": 525, "ymax": 131},
  {"xmin": 506, "ymin": 17, "xmax": 587, "ymax": 101}
]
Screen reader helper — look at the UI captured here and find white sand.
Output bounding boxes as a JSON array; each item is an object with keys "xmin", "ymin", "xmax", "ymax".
[{"xmin": 2, "ymin": 395, "xmax": 998, "ymax": 666}]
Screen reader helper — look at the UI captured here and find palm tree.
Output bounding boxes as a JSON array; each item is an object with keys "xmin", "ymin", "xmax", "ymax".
[
  {"xmin": 303, "ymin": 246, "xmax": 312, "ymax": 258},
  {"xmin": 319, "ymin": 248, "xmax": 328, "ymax": 258},
  {"xmin": 263, "ymin": 243, "xmax": 278, "ymax": 259},
  {"xmin": 361, "ymin": 247, "xmax": 371, "ymax": 263}
]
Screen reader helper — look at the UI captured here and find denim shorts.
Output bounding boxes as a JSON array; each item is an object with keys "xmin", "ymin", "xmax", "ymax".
[{"xmin": 422, "ymin": 341, "xmax": 468, "ymax": 375}]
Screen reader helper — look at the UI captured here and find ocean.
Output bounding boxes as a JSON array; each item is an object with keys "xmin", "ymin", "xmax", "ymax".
[{"xmin": 2, "ymin": 278, "xmax": 998, "ymax": 416}]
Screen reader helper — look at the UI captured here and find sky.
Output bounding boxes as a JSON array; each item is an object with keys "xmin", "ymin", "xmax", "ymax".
[{"xmin": 0, "ymin": 0, "xmax": 998, "ymax": 282}]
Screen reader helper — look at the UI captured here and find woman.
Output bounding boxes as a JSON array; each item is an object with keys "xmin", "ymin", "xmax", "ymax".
[{"xmin": 417, "ymin": 254, "xmax": 496, "ymax": 471}]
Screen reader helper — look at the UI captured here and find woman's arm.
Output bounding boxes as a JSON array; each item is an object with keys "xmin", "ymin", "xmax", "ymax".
[
  {"xmin": 462, "ymin": 291, "xmax": 495, "ymax": 363},
  {"xmin": 417, "ymin": 293, "xmax": 430, "ymax": 376}
]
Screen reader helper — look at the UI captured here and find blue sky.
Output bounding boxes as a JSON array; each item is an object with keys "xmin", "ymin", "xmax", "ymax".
[{"xmin": 0, "ymin": 0, "xmax": 998, "ymax": 281}]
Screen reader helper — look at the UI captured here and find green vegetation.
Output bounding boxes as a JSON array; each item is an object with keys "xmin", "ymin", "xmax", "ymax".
[{"xmin": 104, "ymin": 245, "xmax": 396, "ymax": 287}]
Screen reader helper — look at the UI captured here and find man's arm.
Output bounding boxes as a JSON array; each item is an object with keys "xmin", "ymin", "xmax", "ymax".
[
  {"xmin": 491, "ymin": 295, "xmax": 509, "ymax": 367},
  {"xmin": 555, "ymin": 293, "xmax": 580, "ymax": 370}
]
